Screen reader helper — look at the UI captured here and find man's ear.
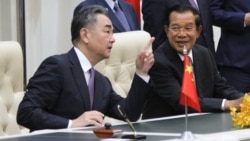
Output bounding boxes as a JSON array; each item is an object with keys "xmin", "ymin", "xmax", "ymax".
[
  {"xmin": 80, "ymin": 28, "xmax": 89, "ymax": 43},
  {"xmin": 196, "ymin": 25, "xmax": 202, "ymax": 38},
  {"xmin": 164, "ymin": 25, "xmax": 169, "ymax": 37}
]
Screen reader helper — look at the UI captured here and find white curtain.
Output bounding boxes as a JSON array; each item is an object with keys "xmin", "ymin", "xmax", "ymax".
[
  {"xmin": 25, "ymin": 0, "xmax": 83, "ymax": 83},
  {"xmin": 0, "ymin": 0, "xmax": 18, "ymax": 41}
]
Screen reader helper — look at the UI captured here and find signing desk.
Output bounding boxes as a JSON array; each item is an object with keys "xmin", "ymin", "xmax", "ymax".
[{"xmin": 1, "ymin": 113, "xmax": 250, "ymax": 141}]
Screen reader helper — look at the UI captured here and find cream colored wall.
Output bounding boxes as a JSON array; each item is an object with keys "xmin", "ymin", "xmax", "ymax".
[{"xmin": 24, "ymin": 0, "xmax": 83, "ymax": 82}]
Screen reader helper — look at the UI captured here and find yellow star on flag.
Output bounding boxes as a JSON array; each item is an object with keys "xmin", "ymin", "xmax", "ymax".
[{"xmin": 185, "ymin": 65, "xmax": 192, "ymax": 74}]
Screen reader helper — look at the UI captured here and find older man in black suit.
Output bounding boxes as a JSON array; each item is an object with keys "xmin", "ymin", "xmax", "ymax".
[{"xmin": 142, "ymin": 5, "xmax": 244, "ymax": 119}]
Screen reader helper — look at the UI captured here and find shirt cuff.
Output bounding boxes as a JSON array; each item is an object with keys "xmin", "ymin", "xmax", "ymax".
[
  {"xmin": 221, "ymin": 99, "xmax": 226, "ymax": 111},
  {"xmin": 68, "ymin": 120, "xmax": 72, "ymax": 128},
  {"xmin": 136, "ymin": 73, "xmax": 150, "ymax": 83}
]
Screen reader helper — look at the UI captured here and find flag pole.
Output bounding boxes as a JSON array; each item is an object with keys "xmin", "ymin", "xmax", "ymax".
[
  {"xmin": 185, "ymin": 95, "xmax": 188, "ymax": 132},
  {"xmin": 180, "ymin": 95, "xmax": 196, "ymax": 140},
  {"xmin": 180, "ymin": 46, "xmax": 196, "ymax": 140}
]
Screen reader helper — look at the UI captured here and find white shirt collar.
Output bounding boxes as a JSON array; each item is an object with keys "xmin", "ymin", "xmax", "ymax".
[
  {"xmin": 73, "ymin": 47, "xmax": 92, "ymax": 73},
  {"xmin": 106, "ymin": 0, "xmax": 116, "ymax": 10},
  {"xmin": 178, "ymin": 49, "xmax": 193, "ymax": 63}
]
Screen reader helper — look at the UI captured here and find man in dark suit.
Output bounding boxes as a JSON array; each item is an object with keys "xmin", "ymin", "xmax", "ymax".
[
  {"xmin": 74, "ymin": 0, "xmax": 140, "ymax": 33},
  {"xmin": 142, "ymin": 5, "xmax": 244, "ymax": 119},
  {"xmin": 17, "ymin": 5, "xmax": 154, "ymax": 131},
  {"xmin": 142, "ymin": 0, "xmax": 214, "ymax": 54},
  {"xmin": 209, "ymin": 0, "xmax": 250, "ymax": 93}
]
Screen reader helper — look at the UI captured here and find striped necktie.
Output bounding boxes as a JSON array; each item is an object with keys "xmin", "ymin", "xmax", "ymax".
[{"xmin": 113, "ymin": 0, "xmax": 130, "ymax": 31}]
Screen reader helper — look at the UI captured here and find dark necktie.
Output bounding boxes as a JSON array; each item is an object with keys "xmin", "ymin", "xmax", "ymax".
[
  {"xmin": 113, "ymin": 0, "xmax": 130, "ymax": 31},
  {"xmin": 88, "ymin": 68, "xmax": 95, "ymax": 108},
  {"xmin": 188, "ymin": 0, "xmax": 199, "ymax": 10}
]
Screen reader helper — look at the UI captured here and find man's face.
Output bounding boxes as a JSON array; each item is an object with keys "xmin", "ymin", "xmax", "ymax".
[
  {"xmin": 87, "ymin": 14, "xmax": 115, "ymax": 60},
  {"xmin": 164, "ymin": 11, "xmax": 201, "ymax": 54}
]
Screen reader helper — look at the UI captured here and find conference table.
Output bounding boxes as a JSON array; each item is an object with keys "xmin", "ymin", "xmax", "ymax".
[{"xmin": 1, "ymin": 112, "xmax": 250, "ymax": 141}]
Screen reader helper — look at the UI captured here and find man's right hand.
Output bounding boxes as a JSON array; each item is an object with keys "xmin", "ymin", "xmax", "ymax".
[
  {"xmin": 71, "ymin": 110, "xmax": 104, "ymax": 128},
  {"xmin": 224, "ymin": 97, "xmax": 243, "ymax": 111},
  {"xmin": 244, "ymin": 13, "xmax": 250, "ymax": 26}
]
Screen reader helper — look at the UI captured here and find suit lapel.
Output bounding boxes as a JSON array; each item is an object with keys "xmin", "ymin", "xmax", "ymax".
[
  {"xmin": 192, "ymin": 46, "xmax": 203, "ymax": 97},
  {"xmin": 164, "ymin": 42, "xmax": 183, "ymax": 80},
  {"xmin": 67, "ymin": 48, "xmax": 91, "ymax": 110}
]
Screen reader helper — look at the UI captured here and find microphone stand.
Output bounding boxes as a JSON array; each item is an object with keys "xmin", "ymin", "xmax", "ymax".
[{"xmin": 117, "ymin": 105, "xmax": 146, "ymax": 140}]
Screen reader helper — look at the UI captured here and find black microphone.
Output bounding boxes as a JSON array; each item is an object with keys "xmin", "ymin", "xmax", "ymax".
[{"xmin": 117, "ymin": 105, "xmax": 146, "ymax": 140}]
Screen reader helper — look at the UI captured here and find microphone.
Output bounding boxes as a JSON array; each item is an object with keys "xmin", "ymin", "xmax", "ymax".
[{"xmin": 117, "ymin": 105, "xmax": 146, "ymax": 140}]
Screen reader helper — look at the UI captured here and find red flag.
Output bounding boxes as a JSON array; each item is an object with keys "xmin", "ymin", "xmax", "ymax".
[
  {"xmin": 179, "ymin": 54, "xmax": 201, "ymax": 112},
  {"xmin": 125, "ymin": 0, "xmax": 141, "ymax": 23}
]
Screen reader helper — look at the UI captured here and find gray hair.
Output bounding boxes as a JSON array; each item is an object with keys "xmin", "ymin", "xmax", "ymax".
[{"xmin": 71, "ymin": 5, "xmax": 108, "ymax": 45}]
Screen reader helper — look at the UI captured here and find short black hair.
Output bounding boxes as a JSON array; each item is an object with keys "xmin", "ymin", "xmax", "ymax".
[
  {"xmin": 71, "ymin": 5, "xmax": 108, "ymax": 45},
  {"xmin": 165, "ymin": 5, "xmax": 201, "ymax": 27}
]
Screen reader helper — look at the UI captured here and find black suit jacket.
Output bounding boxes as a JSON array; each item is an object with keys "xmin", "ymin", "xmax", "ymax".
[
  {"xmin": 17, "ymin": 48, "xmax": 151, "ymax": 131},
  {"xmin": 142, "ymin": 0, "xmax": 214, "ymax": 54},
  {"xmin": 74, "ymin": 0, "xmax": 140, "ymax": 33},
  {"xmin": 142, "ymin": 41, "xmax": 243, "ymax": 119}
]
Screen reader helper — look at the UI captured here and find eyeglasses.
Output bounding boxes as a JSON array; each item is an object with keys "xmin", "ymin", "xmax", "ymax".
[{"xmin": 169, "ymin": 26, "xmax": 196, "ymax": 33}]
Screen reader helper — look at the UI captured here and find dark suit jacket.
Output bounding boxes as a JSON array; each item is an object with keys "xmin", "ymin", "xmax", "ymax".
[
  {"xmin": 74, "ymin": 0, "xmax": 140, "ymax": 33},
  {"xmin": 142, "ymin": 41, "xmax": 243, "ymax": 119},
  {"xmin": 17, "ymin": 48, "xmax": 151, "ymax": 131},
  {"xmin": 209, "ymin": 0, "xmax": 250, "ymax": 73},
  {"xmin": 142, "ymin": 0, "xmax": 214, "ymax": 54}
]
